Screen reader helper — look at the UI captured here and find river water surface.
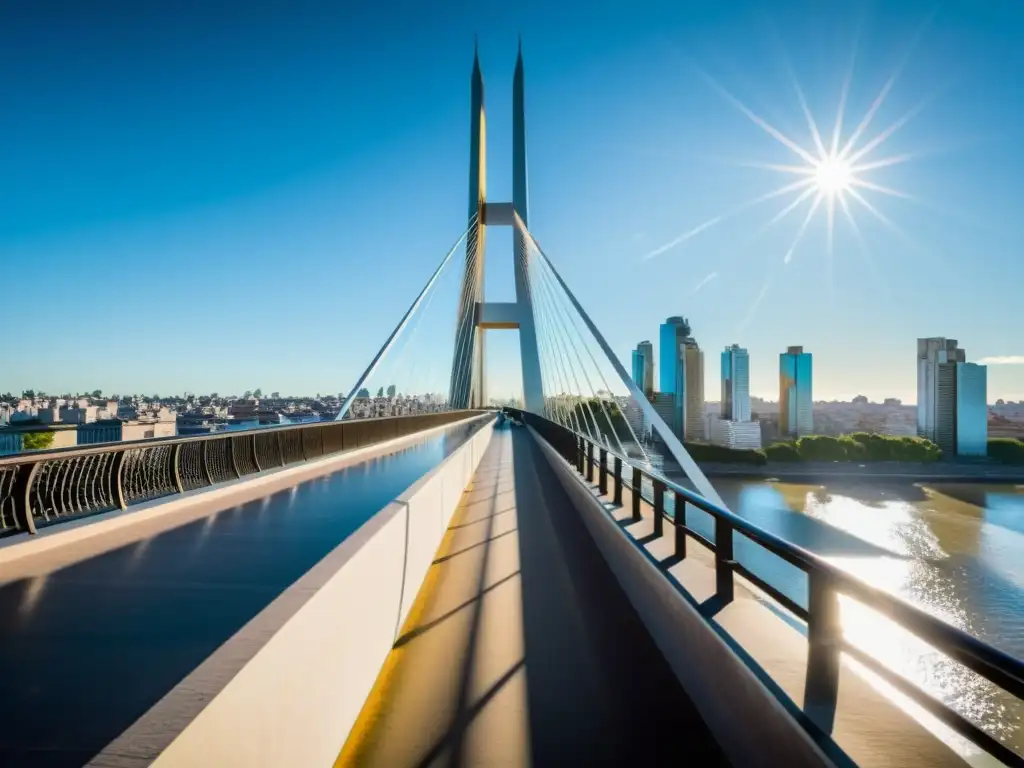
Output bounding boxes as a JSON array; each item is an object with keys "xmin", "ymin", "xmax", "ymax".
[{"xmin": 674, "ymin": 478, "xmax": 1024, "ymax": 760}]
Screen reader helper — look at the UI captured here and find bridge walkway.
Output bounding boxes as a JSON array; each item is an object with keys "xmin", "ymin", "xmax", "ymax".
[
  {"xmin": 337, "ymin": 425, "xmax": 726, "ymax": 766},
  {"xmin": 0, "ymin": 420, "xmax": 485, "ymax": 768}
]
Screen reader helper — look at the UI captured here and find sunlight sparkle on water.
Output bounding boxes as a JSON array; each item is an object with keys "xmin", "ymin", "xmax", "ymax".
[{"xmin": 797, "ymin": 487, "xmax": 1020, "ymax": 753}]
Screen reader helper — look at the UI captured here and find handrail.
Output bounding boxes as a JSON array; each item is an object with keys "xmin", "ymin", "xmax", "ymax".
[
  {"xmin": 0, "ymin": 409, "xmax": 485, "ymax": 466},
  {"xmin": 507, "ymin": 407, "xmax": 1024, "ymax": 766},
  {"xmin": 0, "ymin": 410, "xmax": 488, "ymax": 539}
]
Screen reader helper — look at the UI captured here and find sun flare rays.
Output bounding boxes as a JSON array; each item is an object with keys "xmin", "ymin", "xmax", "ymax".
[{"xmin": 643, "ymin": 35, "xmax": 936, "ymax": 297}]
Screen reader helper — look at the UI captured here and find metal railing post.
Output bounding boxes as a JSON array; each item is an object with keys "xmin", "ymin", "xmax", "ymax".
[
  {"xmin": 715, "ymin": 517, "xmax": 735, "ymax": 603},
  {"xmin": 586, "ymin": 441, "xmax": 594, "ymax": 482},
  {"xmin": 171, "ymin": 443, "xmax": 184, "ymax": 494},
  {"xmin": 674, "ymin": 494, "xmax": 687, "ymax": 559},
  {"xmin": 577, "ymin": 436, "xmax": 585, "ymax": 473},
  {"xmin": 652, "ymin": 478, "xmax": 665, "ymax": 537},
  {"xmin": 276, "ymin": 431, "xmax": 285, "ymax": 466},
  {"xmin": 631, "ymin": 466, "xmax": 641, "ymax": 522},
  {"xmin": 598, "ymin": 448, "xmax": 608, "ymax": 494},
  {"xmin": 613, "ymin": 456, "xmax": 623, "ymax": 505},
  {"xmin": 804, "ymin": 572, "xmax": 842, "ymax": 734}
]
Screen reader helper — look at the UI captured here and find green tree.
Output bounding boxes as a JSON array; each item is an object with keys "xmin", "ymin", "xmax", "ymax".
[
  {"xmin": 91, "ymin": 389, "xmax": 103, "ymax": 398},
  {"xmin": 572, "ymin": 399, "xmax": 629, "ymax": 443},
  {"xmin": 685, "ymin": 441, "xmax": 766, "ymax": 465},
  {"xmin": 22, "ymin": 389, "xmax": 35, "ymax": 399},
  {"xmin": 988, "ymin": 438, "xmax": 1024, "ymax": 465},
  {"xmin": 796, "ymin": 435, "xmax": 849, "ymax": 461},
  {"xmin": 765, "ymin": 442, "xmax": 800, "ymax": 461},
  {"xmin": 253, "ymin": 388, "xmax": 263, "ymax": 398},
  {"xmin": 23, "ymin": 431, "xmax": 55, "ymax": 450}
]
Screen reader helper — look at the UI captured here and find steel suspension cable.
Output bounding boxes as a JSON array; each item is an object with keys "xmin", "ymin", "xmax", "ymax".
[
  {"xmin": 336, "ymin": 216, "xmax": 475, "ymax": 421},
  {"xmin": 516, "ymin": 238, "xmax": 587, "ymax": 436},
  {"xmin": 530, "ymin": 245, "xmax": 650, "ymax": 463},
  {"xmin": 526, "ymin": 239, "xmax": 627, "ymax": 455},
  {"xmin": 515, "ymin": 238, "xmax": 579, "ymax": 432}
]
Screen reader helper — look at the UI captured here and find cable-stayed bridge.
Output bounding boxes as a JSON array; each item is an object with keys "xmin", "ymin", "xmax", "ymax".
[{"xmin": 0, "ymin": 47, "xmax": 1021, "ymax": 768}]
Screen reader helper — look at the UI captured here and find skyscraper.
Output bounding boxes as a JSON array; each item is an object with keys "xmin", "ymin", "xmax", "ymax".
[
  {"xmin": 658, "ymin": 317, "xmax": 704, "ymax": 440},
  {"xmin": 956, "ymin": 362, "xmax": 988, "ymax": 456},
  {"xmin": 779, "ymin": 346, "xmax": 813, "ymax": 437},
  {"xmin": 631, "ymin": 340, "xmax": 654, "ymax": 397},
  {"xmin": 711, "ymin": 344, "xmax": 760, "ymax": 449},
  {"xmin": 721, "ymin": 344, "xmax": 751, "ymax": 422},
  {"xmin": 919, "ymin": 338, "xmax": 987, "ymax": 456},
  {"xmin": 683, "ymin": 340, "xmax": 705, "ymax": 440},
  {"xmin": 917, "ymin": 338, "xmax": 965, "ymax": 442}
]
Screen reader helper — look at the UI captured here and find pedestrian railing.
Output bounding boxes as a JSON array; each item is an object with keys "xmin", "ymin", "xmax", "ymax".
[
  {"xmin": 507, "ymin": 407, "xmax": 1024, "ymax": 767},
  {"xmin": 0, "ymin": 410, "xmax": 485, "ymax": 536}
]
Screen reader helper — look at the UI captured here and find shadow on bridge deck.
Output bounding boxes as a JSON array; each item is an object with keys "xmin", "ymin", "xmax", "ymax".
[
  {"xmin": 338, "ymin": 426, "xmax": 726, "ymax": 766},
  {"xmin": 0, "ymin": 421, "xmax": 484, "ymax": 768}
]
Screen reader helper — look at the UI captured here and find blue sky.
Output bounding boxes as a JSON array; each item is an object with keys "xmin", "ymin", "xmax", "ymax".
[{"xmin": 4, "ymin": 0, "xmax": 1023, "ymax": 402}]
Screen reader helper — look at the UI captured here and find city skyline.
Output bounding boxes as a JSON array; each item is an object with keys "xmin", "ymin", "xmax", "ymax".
[{"xmin": 3, "ymin": 1, "xmax": 1024, "ymax": 401}]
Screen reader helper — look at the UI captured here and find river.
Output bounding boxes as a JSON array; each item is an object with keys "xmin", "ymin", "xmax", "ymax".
[{"xmin": 671, "ymin": 478, "xmax": 1024, "ymax": 758}]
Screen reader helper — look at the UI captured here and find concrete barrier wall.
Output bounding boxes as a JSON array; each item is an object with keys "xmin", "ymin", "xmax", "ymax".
[
  {"xmin": 114, "ymin": 417, "xmax": 497, "ymax": 768},
  {"xmin": 528, "ymin": 427, "xmax": 835, "ymax": 768}
]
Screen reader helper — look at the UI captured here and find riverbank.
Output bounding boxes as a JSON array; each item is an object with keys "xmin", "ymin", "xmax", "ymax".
[{"xmin": 700, "ymin": 461, "xmax": 1024, "ymax": 483}]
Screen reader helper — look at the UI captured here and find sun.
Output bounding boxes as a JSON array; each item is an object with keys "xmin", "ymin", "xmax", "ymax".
[
  {"xmin": 642, "ymin": 55, "xmax": 926, "ymax": 268},
  {"xmin": 814, "ymin": 154, "xmax": 854, "ymax": 196}
]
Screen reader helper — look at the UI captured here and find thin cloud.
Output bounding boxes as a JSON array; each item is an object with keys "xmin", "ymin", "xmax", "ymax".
[
  {"xmin": 691, "ymin": 272, "xmax": 718, "ymax": 294},
  {"xmin": 978, "ymin": 356, "xmax": 1024, "ymax": 365}
]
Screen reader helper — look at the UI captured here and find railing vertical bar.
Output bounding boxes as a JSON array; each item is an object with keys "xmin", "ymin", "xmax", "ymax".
[
  {"xmin": 613, "ymin": 456, "xmax": 623, "ymax": 505},
  {"xmin": 586, "ymin": 441, "xmax": 594, "ymax": 482},
  {"xmin": 653, "ymin": 478, "xmax": 664, "ymax": 537},
  {"xmin": 171, "ymin": 444, "xmax": 184, "ymax": 494},
  {"xmin": 15, "ymin": 463, "xmax": 39, "ymax": 534},
  {"xmin": 715, "ymin": 516, "xmax": 735, "ymax": 603},
  {"xmin": 631, "ymin": 466, "xmax": 641, "ymax": 522},
  {"xmin": 251, "ymin": 433, "xmax": 262, "ymax": 474},
  {"xmin": 674, "ymin": 494, "xmax": 687, "ymax": 559},
  {"xmin": 229, "ymin": 437, "xmax": 241, "ymax": 479},
  {"xmin": 804, "ymin": 572, "xmax": 842, "ymax": 734},
  {"xmin": 598, "ymin": 448, "xmax": 608, "ymax": 494},
  {"xmin": 111, "ymin": 450, "xmax": 127, "ymax": 511},
  {"xmin": 201, "ymin": 440, "xmax": 214, "ymax": 486}
]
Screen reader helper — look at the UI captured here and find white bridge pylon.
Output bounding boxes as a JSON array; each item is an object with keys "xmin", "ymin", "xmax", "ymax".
[{"xmin": 448, "ymin": 43, "xmax": 545, "ymax": 414}]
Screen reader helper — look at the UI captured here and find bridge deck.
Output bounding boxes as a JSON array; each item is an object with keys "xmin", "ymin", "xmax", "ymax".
[
  {"xmin": 0, "ymin": 421, "xmax": 483, "ymax": 768},
  {"xmin": 338, "ymin": 426, "xmax": 726, "ymax": 766}
]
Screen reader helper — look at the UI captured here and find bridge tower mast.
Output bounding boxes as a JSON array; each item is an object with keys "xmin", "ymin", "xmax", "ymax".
[{"xmin": 449, "ymin": 41, "xmax": 545, "ymax": 413}]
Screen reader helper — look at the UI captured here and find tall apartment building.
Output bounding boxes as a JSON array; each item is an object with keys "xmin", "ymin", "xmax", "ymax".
[
  {"xmin": 921, "ymin": 337, "xmax": 988, "ymax": 456},
  {"xmin": 658, "ymin": 317, "xmax": 705, "ymax": 440},
  {"xmin": 779, "ymin": 346, "xmax": 813, "ymax": 437},
  {"xmin": 711, "ymin": 344, "xmax": 760, "ymax": 449},
  {"xmin": 721, "ymin": 344, "xmax": 751, "ymax": 422},
  {"xmin": 631, "ymin": 340, "xmax": 654, "ymax": 397},
  {"xmin": 917, "ymin": 338, "xmax": 965, "ymax": 442}
]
